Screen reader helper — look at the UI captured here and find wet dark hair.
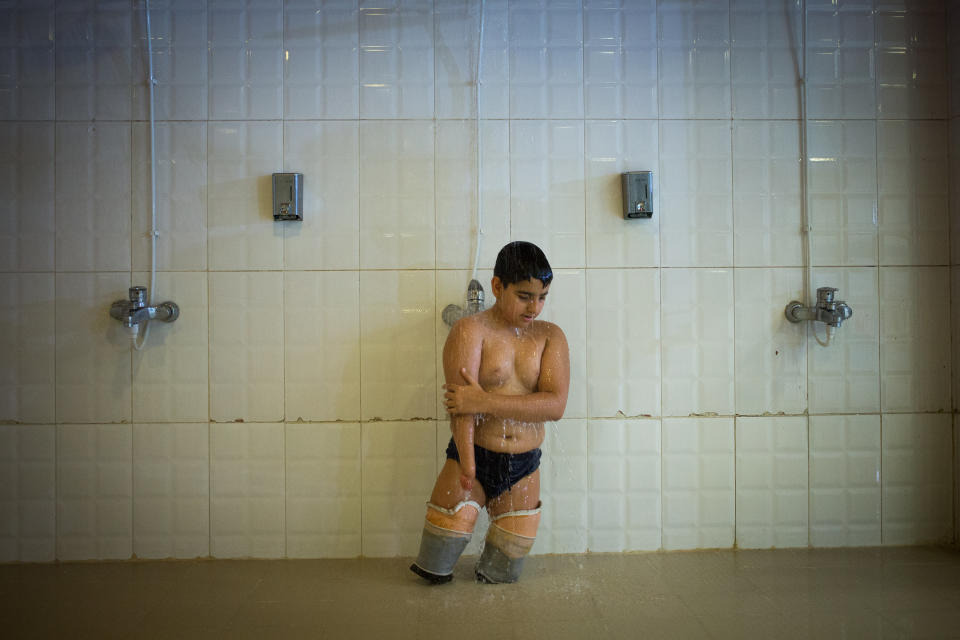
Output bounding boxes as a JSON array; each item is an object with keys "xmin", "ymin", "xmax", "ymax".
[{"xmin": 493, "ymin": 241, "xmax": 553, "ymax": 287}]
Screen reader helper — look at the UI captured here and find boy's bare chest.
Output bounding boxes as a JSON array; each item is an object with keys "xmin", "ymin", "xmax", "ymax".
[{"xmin": 478, "ymin": 333, "xmax": 545, "ymax": 393}]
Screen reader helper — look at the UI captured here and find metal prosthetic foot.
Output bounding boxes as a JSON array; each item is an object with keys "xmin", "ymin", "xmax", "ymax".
[
  {"xmin": 410, "ymin": 503, "xmax": 478, "ymax": 584},
  {"xmin": 475, "ymin": 541, "xmax": 526, "ymax": 584}
]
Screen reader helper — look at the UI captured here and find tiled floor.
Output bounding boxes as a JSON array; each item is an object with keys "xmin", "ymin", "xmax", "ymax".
[{"xmin": 3, "ymin": 547, "xmax": 960, "ymax": 639}]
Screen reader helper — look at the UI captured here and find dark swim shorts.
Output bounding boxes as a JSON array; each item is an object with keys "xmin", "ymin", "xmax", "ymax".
[{"xmin": 445, "ymin": 438, "xmax": 542, "ymax": 500}]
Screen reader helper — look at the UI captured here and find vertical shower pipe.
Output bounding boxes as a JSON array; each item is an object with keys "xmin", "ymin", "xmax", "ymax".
[
  {"xmin": 470, "ymin": 0, "xmax": 487, "ymax": 285},
  {"xmin": 134, "ymin": 0, "xmax": 159, "ymax": 350},
  {"xmin": 795, "ymin": 0, "xmax": 832, "ymax": 347}
]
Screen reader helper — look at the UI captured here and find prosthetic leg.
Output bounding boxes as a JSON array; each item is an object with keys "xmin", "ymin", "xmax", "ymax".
[
  {"xmin": 410, "ymin": 500, "xmax": 480, "ymax": 584},
  {"xmin": 475, "ymin": 502, "xmax": 541, "ymax": 584}
]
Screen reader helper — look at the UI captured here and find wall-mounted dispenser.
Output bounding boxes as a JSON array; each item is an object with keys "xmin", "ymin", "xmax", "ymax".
[
  {"xmin": 272, "ymin": 172, "xmax": 303, "ymax": 221},
  {"xmin": 621, "ymin": 171, "xmax": 652, "ymax": 219}
]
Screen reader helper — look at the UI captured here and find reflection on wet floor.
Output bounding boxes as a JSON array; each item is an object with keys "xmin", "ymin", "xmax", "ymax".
[{"xmin": 3, "ymin": 546, "xmax": 960, "ymax": 639}]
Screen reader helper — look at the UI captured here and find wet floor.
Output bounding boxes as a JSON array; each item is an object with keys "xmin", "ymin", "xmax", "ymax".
[{"xmin": 3, "ymin": 546, "xmax": 960, "ymax": 639}]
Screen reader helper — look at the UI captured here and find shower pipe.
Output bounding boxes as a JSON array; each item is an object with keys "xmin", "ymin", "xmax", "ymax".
[
  {"xmin": 132, "ymin": 0, "xmax": 159, "ymax": 351},
  {"xmin": 791, "ymin": 0, "xmax": 835, "ymax": 347},
  {"xmin": 470, "ymin": 0, "xmax": 487, "ymax": 285}
]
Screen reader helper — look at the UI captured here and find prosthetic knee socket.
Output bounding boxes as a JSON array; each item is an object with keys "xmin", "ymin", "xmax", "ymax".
[
  {"xmin": 410, "ymin": 501, "xmax": 479, "ymax": 584},
  {"xmin": 476, "ymin": 503, "xmax": 541, "ymax": 584}
]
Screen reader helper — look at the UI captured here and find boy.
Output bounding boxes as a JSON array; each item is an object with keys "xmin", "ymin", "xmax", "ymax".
[{"xmin": 410, "ymin": 241, "xmax": 570, "ymax": 584}]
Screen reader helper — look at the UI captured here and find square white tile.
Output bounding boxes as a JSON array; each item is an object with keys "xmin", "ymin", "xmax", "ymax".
[
  {"xmin": 57, "ymin": 424, "xmax": 132, "ymax": 561},
  {"xmin": 735, "ymin": 416, "xmax": 809, "ymax": 549},
  {"xmin": 207, "ymin": 122, "xmax": 283, "ymax": 270},
  {"xmin": 877, "ymin": 120, "xmax": 949, "ymax": 266},
  {"xmin": 809, "ymin": 415, "xmax": 881, "ymax": 547},
  {"xmin": 952, "ymin": 7, "xmax": 960, "ymax": 119},
  {"xmin": 435, "ymin": 0, "xmax": 481, "ymax": 120},
  {"xmin": 881, "ymin": 413, "xmax": 953, "ymax": 545},
  {"xmin": 538, "ymin": 419, "xmax": 588, "ymax": 555},
  {"xmin": 509, "ymin": 4, "xmax": 583, "ymax": 119},
  {"xmin": 133, "ymin": 423, "xmax": 209, "ymax": 559},
  {"xmin": 284, "ymin": 1, "xmax": 358, "ymax": 119},
  {"xmin": 0, "ymin": 123, "xmax": 55, "ymax": 271},
  {"xmin": 359, "ymin": 121, "xmax": 435, "ymax": 269},
  {"xmin": 284, "ymin": 271, "xmax": 361, "ymax": 422},
  {"xmin": 661, "ymin": 417, "xmax": 735, "ymax": 550},
  {"xmin": 0, "ymin": 425, "xmax": 55, "ymax": 562},
  {"xmin": 952, "ymin": 122, "xmax": 960, "ymax": 266},
  {"xmin": 209, "ymin": 272, "xmax": 284, "ymax": 422},
  {"xmin": 876, "ymin": 7, "xmax": 947, "ymax": 119},
  {"xmin": 658, "ymin": 1, "xmax": 730, "ymax": 118},
  {"xmin": 361, "ymin": 420, "xmax": 437, "ymax": 557},
  {"xmin": 0, "ymin": 5, "xmax": 54, "ymax": 121},
  {"xmin": 953, "ymin": 267, "xmax": 960, "ymax": 412},
  {"xmin": 585, "ymin": 120, "xmax": 660, "ymax": 268},
  {"xmin": 587, "ymin": 419, "xmax": 661, "ymax": 552},
  {"xmin": 807, "ymin": 120, "xmax": 878, "ymax": 266},
  {"xmin": 734, "ymin": 268, "xmax": 806, "ymax": 415},
  {"xmin": 732, "ymin": 121, "xmax": 803, "ymax": 267},
  {"xmin": 661, "ymin": 268, "xmax": 734, "ymax": 416},
  {"xmin": 133, "ymin": 1, "xmax": 208, "ymax": 120},
  {"xmin": 538, "ymin": 269, "xmax": 587, "ymax": 420},
  {"xmin": 509, "ymin": 120, "xmax": 586, "ymax": 269},
  {"xmin": 731, "ymin": 0, "xmax": 801, "ymax": 119},
  {"xmin": 131, "ymin": 272, "xmax": 209, "ymax": 423},
  {"xmin": 583, "ymin": 1, "xmax": 658, "ymax": 118},
  {"xmin": 55, "ymin": 3, "xmax": 133, "ymax": 121},
  {"xmin": 55, "ymin": 273, "xmax": 132, "ymax": 424},
  {"xmin": 283, "ymin": 121, "xmax": 359, "ymax": 270},
  {"xmin": 358, "ymin": 3, "xmax": 434, "ymax": 118},
  {"xmin": 360, "ymin": 270, "xmax": 436, "ymax": 421},
  {"xmin": 659, "ymin": 121, "xmax": 733, "ymax": 267},
  {"xmin": 210, "ymin": 422, "xmax": 285, "ymax": 558},
  {"xmin": 586, "ymin": 269, "xmax": 660, "ymax": 418},
  {"xmin": 133, "ymin": 122, "xmax": 207, "ymax": 272},
  {"xmin": 807, "ymin": 268, "xmax": 880, "ymax": 414},
  {"xmin": 475, "ymin": 0, "xmax": 510, "ymax": 119},
  {"xmin": 208, "ymin": 6, "xmax": 283, "ymax": 119},
  {"xmin": 0, "ymin": 274, "xmax": 55, "ymax": 424},
  {"xmin": 436, "ymin": 119, "xmax": 511, "ymax": 271},
  {"xmin": 879, "ymin": 267, "xmax": 951, "ymax": 412},
  {"xmin": 286, "ymin": 422, "xmax": 361, "ymax": 559},
  {"xmin": 955, "ymin": 415, "xmax": 960, "ymax": 543},
  {"xmin": 805, "ymin": 5, "xmax": 876, "ymax": 118},
  {"xmin": 55, "ymin": 123, "xmax": 131, "ymax": 271}
]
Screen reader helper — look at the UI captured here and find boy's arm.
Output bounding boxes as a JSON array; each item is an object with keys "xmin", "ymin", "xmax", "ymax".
[
  {"xmin": 443, "ymin": 318, "xmax": 483, "ymax": 491},
  {"xmin": 444, "ymin": 324, "xmax": 569, "ymax": 423}
]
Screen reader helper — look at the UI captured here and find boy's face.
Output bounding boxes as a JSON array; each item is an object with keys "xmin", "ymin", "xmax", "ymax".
[{"xmin": 492, "ymin": 277, "xmax": 550, "ymax": 328}]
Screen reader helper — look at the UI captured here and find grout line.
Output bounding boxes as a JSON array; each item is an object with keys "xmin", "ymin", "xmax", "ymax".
[{"xmin": 879, "ymin": 414, "xmax": 884, "ymax": 545}]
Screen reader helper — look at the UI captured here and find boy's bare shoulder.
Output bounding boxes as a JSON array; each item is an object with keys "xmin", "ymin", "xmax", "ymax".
[
  {"xmin": 533, "ymin": 319, "xmax": 566, "ymax": 340},
  {"xmin": 449, "ymin": 313, "xmax": 486, "ymax": 340}
]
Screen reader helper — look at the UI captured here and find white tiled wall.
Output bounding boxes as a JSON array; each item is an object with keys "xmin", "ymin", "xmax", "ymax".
[
  {"xmin": 735, "ymin": 416, "xmax": 808, "ymax": 549},
  {"xmin": 133, "ymin": 422, "xmax": 209, "ymax": 559},
  {"xmin": 810, "ymin": 415, "xmax": 882, "ymax": 547},
  {"xmin": 0, "ymin": 0, "xmax": 956, "ymax": 560},
  {"xmin": 881, "ymin": 414, "xmax": 953, "ymax": 545},
  {"xmin": 661, "ymin": 417, "xmax": 735, "ymax": 550}
]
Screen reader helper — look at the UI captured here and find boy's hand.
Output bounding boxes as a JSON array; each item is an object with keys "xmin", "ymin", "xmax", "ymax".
[
  {"xmin": 443, "ymin": 368, "xmax": 486, "ymax": 415},
  {"xmin": 460, "ymin": 463, "xmax": 475, "ymax": 492}
]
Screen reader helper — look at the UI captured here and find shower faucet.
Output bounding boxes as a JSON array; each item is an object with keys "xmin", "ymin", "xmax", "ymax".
[
  {"xmin": 110, "ymin": 286, "xmax": 179, "ymax": 331},
  {"xmin": 442, "ymin": 279, "xmax": 485, "ymax": 327},
  {"xmin": 784, "ymin": 287, "xmax": 853, "ymax": 328}
]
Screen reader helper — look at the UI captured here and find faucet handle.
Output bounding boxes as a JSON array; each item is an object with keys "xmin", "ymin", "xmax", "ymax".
[
  {"xmin": 838, "ymin": 302, "xmax": 853, "ymax": 321},
  {"xmin": 816, "ymin": 287, "xmax": 837, "ymax": 304},
  {"xmin": 129, "ymin": 286, "xmax": 148, "ymax": 309}
]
